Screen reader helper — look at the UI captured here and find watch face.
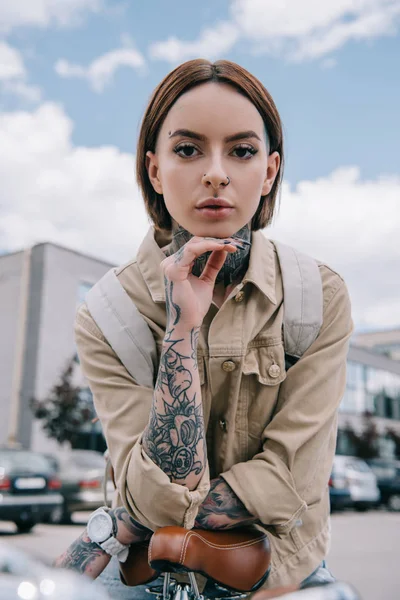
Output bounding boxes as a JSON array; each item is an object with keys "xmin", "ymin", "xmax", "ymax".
[{"xmin": 88, "ymin": 512, "xmax": 112, "ymax": 543}]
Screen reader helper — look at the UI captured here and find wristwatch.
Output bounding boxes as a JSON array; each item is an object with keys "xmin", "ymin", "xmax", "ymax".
[{"xmin": 87, "ymin": 507, "xmax": 130, "ymax": 563}]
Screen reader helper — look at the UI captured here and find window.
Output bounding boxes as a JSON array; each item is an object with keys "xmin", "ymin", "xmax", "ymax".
[
  {"xmin": 340, "ymin": 360, "xmax": 400, "ymax": 418},
  {"xmin": 340, "ymin": 361, "xmax": 367, "ymax": 413}
]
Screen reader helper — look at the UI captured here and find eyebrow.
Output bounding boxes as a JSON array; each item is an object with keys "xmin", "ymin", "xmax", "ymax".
[{"xmin": 168, "ymin": 129, "xmax": 263, "ymax": 143}]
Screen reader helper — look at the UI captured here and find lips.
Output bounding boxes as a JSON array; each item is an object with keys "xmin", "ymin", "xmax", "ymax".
[{"xmin": 196, "ymin": 198, "xmax": 233, "ymax": 209}]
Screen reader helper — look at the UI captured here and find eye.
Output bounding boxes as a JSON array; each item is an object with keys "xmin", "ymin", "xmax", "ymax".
[
  {"xmin": 232, "ymin": 144, "xmax": 258, "ymax": 159},
  {"xmin": 173, "ymin": 143, "xmax": 200, "ymax": 158}
]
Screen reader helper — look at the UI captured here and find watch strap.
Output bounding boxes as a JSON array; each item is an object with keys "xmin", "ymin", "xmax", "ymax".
[{"xmin": 100, "ymin": 536, "xmax": 130, "ymax": 563}]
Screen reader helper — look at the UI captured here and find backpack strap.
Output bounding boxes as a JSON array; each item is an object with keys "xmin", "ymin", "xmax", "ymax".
[
  {"xmin": 272, "ymin": 241, "xmax": 323, "ymax": 365},
  {"xmin": 85, "ymin": 268, "xmax": 156, "ymax": 388},
  {"xmin": 84, "ymin": 242, "xmax": 323, "ymax": 384}
]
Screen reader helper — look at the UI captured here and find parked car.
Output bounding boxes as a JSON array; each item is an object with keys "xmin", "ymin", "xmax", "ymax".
[
  {"xmin": 329, "ymin": 461, "xmax": 352, "ymax": 512},
  {"xmin": 0, "ymin": 448, "xmax": 63, "ymax": 533},
  {"xmin": 332, "ymin": 455, "xmax": 380, "ymax": 511},
  {"xmin": 43, "ymin": 450, "xmax": 115, "ymax": 524},
  {"xmin": 366, "ymin": 457, "xmax": 400, "ymax": 511}
]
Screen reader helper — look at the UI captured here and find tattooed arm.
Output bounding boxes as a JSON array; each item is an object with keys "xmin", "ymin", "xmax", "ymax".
[
  {"xmin": 141, "ymin": 237, "xmax": 241, "ymax": 491},
  {"xmin": 53, "ymin": 508, "xmax": 151, "ymax": 577},
  {"xmin": 195, "ymin": 478, "xmax": 258, "ymax": 530},
  {"xmin": 142, "ymin": 316, "xmax": 206, "ymax": 490},
  {"xmin": 54, "ymin": 484, "xmax": 255, "ymax": 579}
]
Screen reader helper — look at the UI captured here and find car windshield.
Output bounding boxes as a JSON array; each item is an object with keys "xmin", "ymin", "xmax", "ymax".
[
  {"xmin": 345, "ymin": 459, "xmax": 371, "ymax": 473},
  {"xmin": 0, "ymin": 451, "xmax": 52, "ymax": 472}
]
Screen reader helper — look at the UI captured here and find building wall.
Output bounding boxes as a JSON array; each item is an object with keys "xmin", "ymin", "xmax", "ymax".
[
  {"xmin": 338, "ymin": 344, "xmax": 400, "ymax": 458},
  {"xmin": 352, "ymin": 329, "xmax": 400, "ymax": 361},
  {"xmin": 0, "ymin": 251, "xmax": 25, "ymax": 445},
  {"xmin": 18, "ymin": 243, "xmax": 113, "ymax": 452}
]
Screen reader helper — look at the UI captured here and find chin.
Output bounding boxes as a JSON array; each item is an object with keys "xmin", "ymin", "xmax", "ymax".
[{"xmin": 188, "ymin": 222, "xmax": 246, "ymax": 239}]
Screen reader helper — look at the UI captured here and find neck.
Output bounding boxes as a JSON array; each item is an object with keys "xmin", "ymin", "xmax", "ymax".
[{"xmin": 163, "ymin": 223, "xmax": 252, "ymax": 287}]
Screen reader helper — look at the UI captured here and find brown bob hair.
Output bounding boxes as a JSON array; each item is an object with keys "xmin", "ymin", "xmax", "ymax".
[{"xmin": 136, "ymin": 58, "xmax": 284, "ymax": 232}]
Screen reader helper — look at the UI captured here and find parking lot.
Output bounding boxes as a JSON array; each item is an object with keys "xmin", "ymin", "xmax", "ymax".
[{"xmin": 1, "ymin": 509, "xmax": 398, "ymax": 600}]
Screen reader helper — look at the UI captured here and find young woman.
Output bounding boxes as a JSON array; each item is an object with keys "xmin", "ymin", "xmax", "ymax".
[{"xmin": 54, "ymin": 59, "xmax": 353, "ymax": 597}]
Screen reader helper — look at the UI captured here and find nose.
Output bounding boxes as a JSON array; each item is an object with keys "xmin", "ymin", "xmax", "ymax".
[{"xmin": 201, "ymin": 158, "xmax": 229, "ymax": 192}]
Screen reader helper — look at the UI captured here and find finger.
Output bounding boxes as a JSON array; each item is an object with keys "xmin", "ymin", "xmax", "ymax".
[
  {"xmin": 171, "ymin": 240, "xmax": 236, "ymax": 269},
  {"xmin": 199, "ymin": 248, "xmax": 236, "ymax": 285}
]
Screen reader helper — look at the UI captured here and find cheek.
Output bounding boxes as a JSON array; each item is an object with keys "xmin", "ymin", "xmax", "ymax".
[
  {"xmin": 161, "ymin": 160, "xmax": 196, "ymax": 194},
  {"xmin": 234, "ymin": 162, "xmax": 266, "ymax": 198}
]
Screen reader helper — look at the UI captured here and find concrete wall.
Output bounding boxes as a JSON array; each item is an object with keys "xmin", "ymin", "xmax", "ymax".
[
  {"xmin": 0, "ymin": 251, "xmax": 25, "ymax": 445},
  {"xmin": 18, "ymin": 243, "xmax": 112, "ymax": 452}
]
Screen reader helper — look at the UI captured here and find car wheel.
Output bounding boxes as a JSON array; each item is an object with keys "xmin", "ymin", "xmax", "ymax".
[
  {"xmin": 48, "ymin": 505, "xmax": 64, "ymax": 524},
  {"xmin": 387, "ymin": 494, "xmax": 400, "ymax": 512},
  {"xmin": 59, "ymin": 505, "xmax": 72, "ymax": 525},
  {"xmin": 15, "ymin": 519, "xmax": 36, "ymax": 533}
]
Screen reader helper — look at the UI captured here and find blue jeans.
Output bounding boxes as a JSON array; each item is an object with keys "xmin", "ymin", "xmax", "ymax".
[
  {"xmin": 300, "ymin": 560, "xmax": 336, "ymax": 587},
  {"xmin": 96, "ymin": 557, "xmax": 335, "ymax": 599}
]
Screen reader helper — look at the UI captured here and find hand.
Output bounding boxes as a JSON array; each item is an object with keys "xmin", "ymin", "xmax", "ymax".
[{"xmin": 161, "ymin": 236, "xmax": 243, "ymax": 329}]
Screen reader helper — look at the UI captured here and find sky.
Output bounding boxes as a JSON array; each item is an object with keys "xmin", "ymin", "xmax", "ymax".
[{"xmin": 0, "ymin": 0, "xmax": 399, "ymax": 332}]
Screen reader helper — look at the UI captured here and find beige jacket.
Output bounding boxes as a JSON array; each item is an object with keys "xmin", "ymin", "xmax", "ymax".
[{"xmin": 75, "ymin": 226, "xmax": 353, "ymax": 587}]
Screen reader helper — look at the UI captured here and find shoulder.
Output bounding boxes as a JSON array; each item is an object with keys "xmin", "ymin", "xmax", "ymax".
[
  {"xmin": 315, "ymin": 259, "xmax": 349, "ymax": 312},
  {"xmin": 272, "ymin": 239, "xmax": 350, "ymax": 312}
]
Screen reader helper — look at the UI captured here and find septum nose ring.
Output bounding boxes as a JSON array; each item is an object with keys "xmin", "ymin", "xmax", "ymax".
[
  {"xmin": 203, "ymin": 174, "xmax": 230, "ymax": 186},
  {"xmin": 203, "ymin": 175, "xmax": 230, "ymax": 197}
]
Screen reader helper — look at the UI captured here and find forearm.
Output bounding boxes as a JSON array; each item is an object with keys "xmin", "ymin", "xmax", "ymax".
[
  {"xmin": 195, "ymin": 477, "xmax": 258, "ymax": 530},
  {"xmin": 142, "ymin": 319, "xmax": 206, "ymax": 490},
  {"xmin": 54, "ymin": 508, "xmax": 151, "ymax": 578}
]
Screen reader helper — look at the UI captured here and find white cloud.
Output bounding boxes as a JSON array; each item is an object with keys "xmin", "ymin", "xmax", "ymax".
[
  {"xmin": 0, "ymin": 103, "xmax": 398, "ymax": 329},
  {"xmin": 149, "ymin": 21, "xmax": 240, "ymax": 63},
  {"xmin": 55, "ymin": 47, "xmax": 146, "ymax": 92},
  {"xmin": 0, "ymin": 41, "xmax": 25, "ymax": 79},
  {"xmin": 267, "ymin": 167, "xmax": 400, "ymax": 329},
  {"xmin": 149, "ymin": 0, "xmax": 400, "ymax": 63},
  {"xmin": 0, "ymin": 103, "xmax": 150, "ymax": 264},
  {"xmin": 0, "ymin": 41, "xmax": 41, "ymax": 102},
  {"xmin": 1, "ymin": 79, "xmax": 42, "ymax": 102},
  {"xmin": 0, "ymin": 0, "xmax": 102, "ymax": 33}
]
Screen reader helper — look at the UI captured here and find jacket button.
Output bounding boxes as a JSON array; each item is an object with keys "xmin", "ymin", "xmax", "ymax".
[
  {"xmin": 222, "ymin": 360, "xmax": 236, "ymax": 372},
  {"xmin": 234, "ymin": 291, "xmax": 244, "ymax": 302},
  {"xmin": 219, "ymin": 419, "xmax": 227, "ymax": 432},
  {"xmin": 268, "ymin": 364, "xmax": 281, "ymax": 378}
]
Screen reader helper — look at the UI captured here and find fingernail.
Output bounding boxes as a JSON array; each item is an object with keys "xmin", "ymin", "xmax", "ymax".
[{"xmin": 233, "ymin": 238, "xmax": 251, "ymax": 246}]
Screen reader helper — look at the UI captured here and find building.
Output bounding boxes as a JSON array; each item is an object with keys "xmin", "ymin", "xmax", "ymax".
[
  {"xmin": 337, "ymin": 344, "xmax": 400, "ymax": 458},
  {"xmin": 1, "ymin": 241, "xmax": 400, "ymax": 460},
  {"xmin": 0, "ymin": 242, "xmax": 112, "ymax": 453},
  {"xmin": 351, "ymin": 328, "xmax": 400, "ymax": 361}
]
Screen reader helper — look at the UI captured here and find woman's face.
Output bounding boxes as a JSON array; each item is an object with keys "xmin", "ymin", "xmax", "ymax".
[{"xmin": 146, "ymin": 82, "xmax": 280, "ymax": 238}]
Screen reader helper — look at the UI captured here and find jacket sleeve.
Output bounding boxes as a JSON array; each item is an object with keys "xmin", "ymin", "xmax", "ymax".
[
  {"xmin": 74, "ymin": 305, "xmax": 210, "ymax": 531},
  {"xmin": 221, "ymin": 272, "xmax": 353, "ymax": 536}
]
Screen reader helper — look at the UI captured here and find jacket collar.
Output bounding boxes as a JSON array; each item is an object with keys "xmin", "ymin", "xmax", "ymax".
[{"xmin": 136, "ymin": 226, "xmax": 277, "ymax": 305}]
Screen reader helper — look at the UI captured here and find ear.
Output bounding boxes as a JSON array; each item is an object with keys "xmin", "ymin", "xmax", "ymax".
[
  {"xmin": 261, "ymin": 151, "xmax": 280, "ymax": 196},
  {"xmin": 146, "ymin": 151, "xmax": 163, "ymax": 194}
]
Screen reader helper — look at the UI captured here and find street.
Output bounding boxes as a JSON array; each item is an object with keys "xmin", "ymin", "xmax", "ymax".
[{"xmin": 1, "ymin": 510, "xmax": 398, "ymax": 600}]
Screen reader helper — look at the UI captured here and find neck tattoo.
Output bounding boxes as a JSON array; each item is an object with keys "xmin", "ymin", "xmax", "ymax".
[{"xmin": 163, "ymin": 224, "xmax": 252, "ymax": 287}]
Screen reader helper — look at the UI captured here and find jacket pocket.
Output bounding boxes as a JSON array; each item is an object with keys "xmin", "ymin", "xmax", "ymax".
[
  {"xmin": 240, "ymin": 341, "xmax": 287, "ymax": 459},
  {"xmin": 242, "ymin": 341, "xmax": 287, "ymax": 385}
]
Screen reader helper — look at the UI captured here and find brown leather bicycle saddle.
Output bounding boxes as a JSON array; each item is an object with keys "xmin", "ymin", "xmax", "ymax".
[
  {"xmin": 119, "ymin": 525, "xmax": 271, "ymax": 592},
  {"xmin": 148, "ymin": 525, "xmax": 271, "ymax": 592}
]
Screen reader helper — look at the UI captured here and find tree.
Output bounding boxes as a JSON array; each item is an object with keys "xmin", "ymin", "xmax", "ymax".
[
  {"xmin": 342, "ymin": 411, "xmax": 380, "ymax": 460},
  {"xmin": 30, "ymin": 357, "xmax": 95, "ymax": 447},
  {"xmin": 386, "ymin": 428, "xmax": 400, "ymax": 459}
]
